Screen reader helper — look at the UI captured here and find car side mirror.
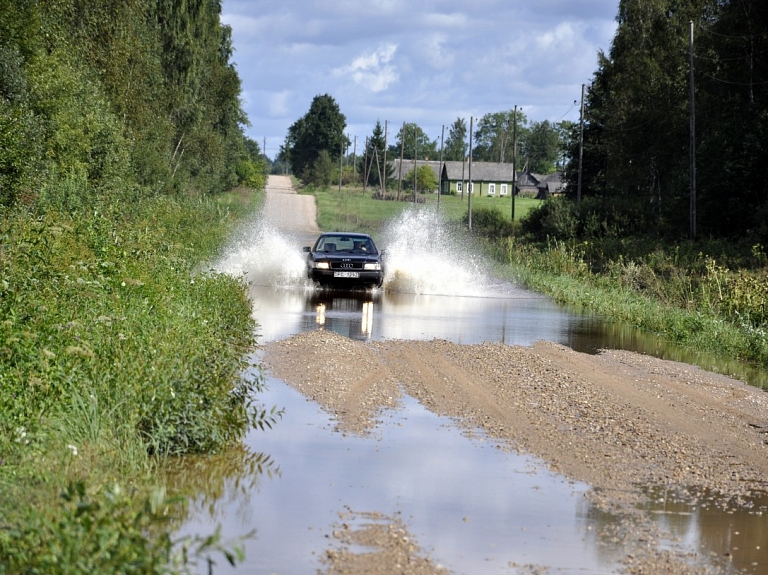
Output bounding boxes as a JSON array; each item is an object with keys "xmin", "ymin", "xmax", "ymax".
[{"xmin": 302, "ymin": 246, "xmax": 310, "ymax": 252}]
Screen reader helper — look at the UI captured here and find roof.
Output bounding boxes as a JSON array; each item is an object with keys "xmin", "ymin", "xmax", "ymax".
[
  {"xmin": 391, "ymin": 159, "xmax": 519, "ymax": 182},
  {"xmin": 389, "ymin": 160, "xmax": 563, "ymax": 191}
]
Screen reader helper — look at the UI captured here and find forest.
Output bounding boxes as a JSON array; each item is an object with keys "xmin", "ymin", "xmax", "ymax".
[
  {"xmin": 562, "ymin": 0, "xmax": 768, "ymax": 244},
  {"xmin": 0, "ymin": 0, "xmax": 264, "ymax": 207}
]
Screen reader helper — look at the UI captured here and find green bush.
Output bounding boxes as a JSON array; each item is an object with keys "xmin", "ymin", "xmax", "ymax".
[
  {"xmin": 0, "ymin": 481, "xmax": 246, "ymax": 575},
  {"xmin": 520, "ymin": 197, "xmax": 578, "ymax": 240},
  {"xmin": 464, "ymin": 207, "xmax": 517, "ymax": 239}
]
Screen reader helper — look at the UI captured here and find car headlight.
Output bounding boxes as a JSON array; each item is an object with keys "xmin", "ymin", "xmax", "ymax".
[
  {"xmin": 363, "ymin": 262, "xmax": 381, "ymax": 271},
  {"xmin": 313, "ymin": 261, "xmax": 330, "ymax": 269}
]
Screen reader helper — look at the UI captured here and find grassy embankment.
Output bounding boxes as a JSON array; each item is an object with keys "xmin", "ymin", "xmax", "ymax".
[
  {"xmin": 306, "ymin": 185, "xmax": 768, "ymax": 376},
  {"xmin": 0, "ymin": 186, "xmax": 272, "ymax": 573}
]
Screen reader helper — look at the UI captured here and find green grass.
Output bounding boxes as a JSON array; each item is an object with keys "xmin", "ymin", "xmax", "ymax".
[
  {"xmin": 0, "ymin": 185, "xmax": 273, "ymax": 573},
  {"xmin": 303, "ymin": 183, "xmax": 541, "ymax": 234}
]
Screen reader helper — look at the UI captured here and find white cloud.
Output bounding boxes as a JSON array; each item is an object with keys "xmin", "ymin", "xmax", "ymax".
[
  {"xmin": 221, "ymin": 0, "xmax": 618, "ymax": 158},
  {"xmin": 269, "ymin": 90, "xmax": 292, "ymax": 117},
  {"xmin": 333, "ymin": 44, "xmax": 400, "ymax": 92}
]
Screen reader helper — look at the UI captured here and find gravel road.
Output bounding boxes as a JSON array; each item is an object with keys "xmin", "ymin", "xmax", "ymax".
[{"xmin": 260, "ymin": 176, "xmax": 768, "ymax": 575}]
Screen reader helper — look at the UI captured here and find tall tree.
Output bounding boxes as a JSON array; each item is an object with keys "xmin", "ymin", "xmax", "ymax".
[
  {"xmin": 522, "ymin": 120, "xmax": 561, "ymax": 174},
  {"xmin": 443, "ymin": 117, "xmax": 467, "ymax": 161},
  {"xmin": 569, "ymin": 0, "xmax": 703, "ymax": 235},
  {"xmin": 694, "ymin": 0, "xmax": 768, "ymax": 240},
  {"xmin": 362, "ymin": 120, "xmax": 387, "ymax": 186},
  {"xmin": 285, "ymin": 94, "xmax": 348, "ymax": 179},
  {"xmin": 473, "ymin": 110, "xmax": 528, "ymax": 163},
  {"xmin": 387, "ymin": 122, "xmax": 437, "ymax": 160}
]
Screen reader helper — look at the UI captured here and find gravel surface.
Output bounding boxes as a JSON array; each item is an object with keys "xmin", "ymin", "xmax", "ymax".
[{"xmin": 260, "ymin": 175, "xmax": 768, "ymax": 574}]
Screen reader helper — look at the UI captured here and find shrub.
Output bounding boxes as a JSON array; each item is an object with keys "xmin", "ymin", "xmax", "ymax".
[
  {"xmin": 520, "ymin": 197, "xmax": 578, "ymax": 240},
  {"xmin": 464, "ymin": 207, "xmax": 516, "ymax": 239}
]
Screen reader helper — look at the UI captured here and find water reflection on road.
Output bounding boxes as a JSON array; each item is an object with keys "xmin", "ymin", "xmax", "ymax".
[
  {"xmin": 252, "ymin": 284, "xmax": 768, "ymax": 387},
  {"xmin": 169, "ymin": 283, "xmax": 768, "ymax": 574}
]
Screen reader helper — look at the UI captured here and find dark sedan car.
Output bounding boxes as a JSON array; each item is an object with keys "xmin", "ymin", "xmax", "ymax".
[{"xmin": 303, "ymin": 232, "xmax": 385, "ymax": 288}]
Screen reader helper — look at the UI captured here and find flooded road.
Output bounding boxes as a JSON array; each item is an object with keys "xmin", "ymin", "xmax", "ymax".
[{"xmin": 171, "ymin": 191, "xmax": 768, "ymax": 574}]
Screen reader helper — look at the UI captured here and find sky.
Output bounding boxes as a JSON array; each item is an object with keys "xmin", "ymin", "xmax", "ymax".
[{"xmin": 221, "ymin": 0, "xmax": 620, "ymax": 160}]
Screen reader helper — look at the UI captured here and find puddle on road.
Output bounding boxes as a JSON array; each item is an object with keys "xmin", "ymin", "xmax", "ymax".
[
  {"xmin": 171, "ymin": 374, "xmax": 631, "ymax": 574},
  {"xmin": 171, "ymin": 371, "xmax": 768, "ymax": 574}
]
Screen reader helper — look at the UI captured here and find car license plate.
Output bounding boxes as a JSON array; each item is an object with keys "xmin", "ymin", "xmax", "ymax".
[{"xmin": 334, "ymin": 271, "xmax": 359, "ymax": 278}]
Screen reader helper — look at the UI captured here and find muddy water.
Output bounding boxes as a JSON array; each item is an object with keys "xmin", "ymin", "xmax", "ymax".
[{"xmin": 170, "ymin": 209, "xmax": 768, "ymax": 573}]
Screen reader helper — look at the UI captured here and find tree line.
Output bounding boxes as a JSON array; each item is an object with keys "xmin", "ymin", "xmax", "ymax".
[
  {"xmin": 280, "ymin": 94, "xmax": 572, "ymax": 189},
  {"xmin": 561, "ymin": 0, "xmax": 768, "ymax": 244},
  {"xmin": 0, "ymin": 0, "xmax": 265, "ymax": 209}
]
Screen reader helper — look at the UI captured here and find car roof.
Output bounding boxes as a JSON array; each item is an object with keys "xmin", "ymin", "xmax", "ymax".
[{"xmin": 319, "ymin": 232, "xmax": 372, "ymax": 238}]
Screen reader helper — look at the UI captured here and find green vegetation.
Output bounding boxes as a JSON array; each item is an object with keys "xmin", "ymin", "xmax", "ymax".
[
  {"xmin": 497, "ymin": 233, "xmax": 768, "ymax": 369},
  {"xmin": 566, "ymin": 0, "xmax": 768, "ymax": 243},
  {"xmin": 0, "ymin": 0, "xmax": 269, "ymax": 571},
  {"xmin": 284, "ymin": 94, "xmax": 348, "ymax": 186},
  {"xmin": 0, "ymin": 189, "xmax": 273, "ymax": 573}
]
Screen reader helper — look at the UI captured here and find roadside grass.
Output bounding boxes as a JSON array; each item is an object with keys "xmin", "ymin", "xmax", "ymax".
[
  {"xmin": 0, "ymin": 185, "xmax": 270, "ymax": 572},
  {"xmin": 493, "ymin": 237, "xmax": 768, "ymax": 369}
]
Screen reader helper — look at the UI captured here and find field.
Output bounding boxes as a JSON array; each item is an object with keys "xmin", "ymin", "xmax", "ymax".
[{"xmin": 302, "ymin": 183, "xmax": 541, "ymax": 234}]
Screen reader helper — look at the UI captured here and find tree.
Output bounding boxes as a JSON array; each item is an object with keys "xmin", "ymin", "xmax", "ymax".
[
  {"xmin": 568, "ymin": 0, "xmax": 700, "ymax": 236},
  {"xmin": 362, "ymin": 120, "xmax": 388, "ymax": 187},
  {"xmin": 473, "ymin": 110, "xmax": 528, "ymax": 163},
  {"xmin": 285, "ymin": 94, "xmax": 348, "ymax": 180},
  {"xmin": 443, "ymin": 117, "xmax": 467, "ymax": 161},
  {"xmin": 522, "ymin": 120, "xmax": 561, "ymax": 174},
  {"xmin": 309, "ymin": 149, "xmax": 334, "ymax": 187},
  {"xmin": 388, "ymin": 122, "xmax": 437, "ymax": 160},
  {"xmin": 403, "ymin": 164, "xmax": 438, "ymax": 194}
]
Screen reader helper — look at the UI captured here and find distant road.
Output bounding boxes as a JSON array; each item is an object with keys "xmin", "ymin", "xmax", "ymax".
[{"xmin": 262, "ymin": 175, "xmax": 320, "ymax": 246}]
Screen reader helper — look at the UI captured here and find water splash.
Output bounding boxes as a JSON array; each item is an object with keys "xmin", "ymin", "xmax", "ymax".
[
  {"xmin": 212, "ymin": 210, "xmax": 308, "ymax": 287},
  {"xmin": 380, "ymin": 206, "xmax": 509, "ymax": 296},
  {"xmin": 212, "ymin": 203, "xmax": 515, "ymax": 296}
]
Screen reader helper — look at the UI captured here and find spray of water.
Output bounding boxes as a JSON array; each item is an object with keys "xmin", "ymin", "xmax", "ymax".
[
  {"xmin": 211, "ymin": 203, "xmax": 514, "ymax": 297},
  {"xmin": 380, "ymin": 206, "xmax": 509, "ymax": 296},
  {"xmin": 212, "ymin": 210, "xmax": 309, "ymax": 288}
]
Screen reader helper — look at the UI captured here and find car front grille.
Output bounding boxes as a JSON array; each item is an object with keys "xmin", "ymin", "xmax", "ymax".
[{"xmin": 330, "ymin": 261, "xmax": 364, "ymax": 270}]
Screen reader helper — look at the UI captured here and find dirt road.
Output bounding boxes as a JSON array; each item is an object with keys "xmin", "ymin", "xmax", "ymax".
[{"xmin": 261, "ymin": 176, "xmax": 768, "ymax": 574}]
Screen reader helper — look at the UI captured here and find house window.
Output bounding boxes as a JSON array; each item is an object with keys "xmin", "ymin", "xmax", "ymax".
[
  {"xmin": 500, "ymin": 184, "xmax": 508, "ymax": 196},
  {"xmin": 457, "ymin": 182, "xmax": 463, "ymax": 194},
  {"xmin": 469, "ymin": 182, "xmax": 474, "ymax": 194},
  {"xmin": 488, "ymin": 183, "xmax": 496, "ymax": 196}
]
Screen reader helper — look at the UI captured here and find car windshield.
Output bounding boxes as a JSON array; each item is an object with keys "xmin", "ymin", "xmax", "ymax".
[{"xmin": 315, "ymin": 235, "xmax": 376, "ymax": 254}]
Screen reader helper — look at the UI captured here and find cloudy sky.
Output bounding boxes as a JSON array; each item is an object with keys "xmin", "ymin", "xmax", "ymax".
[{"xmin": 221, "ymin": 0, "xmax": 620, "ymax": 159}]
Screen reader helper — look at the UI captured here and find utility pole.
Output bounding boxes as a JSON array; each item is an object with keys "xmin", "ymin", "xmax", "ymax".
[
  {"xmin": 397, "ymin": 121, "xmax": 405, "ymax": 201},
  {"xmin": 511, "ymin": 105, "xmax": 517, "ymax": 222},
  {"xmin": 352, "ymin": 135, "xmax": 357, "ymax": 185},
  {"xmin": 577, "ymin": 84, "xmax": 585, "ymax": 206},
  {"xmin": 413, "ymin": 129, "xmax": 417, "ymax": 203},
  {"xmin": 468, "ymin": 116, "xmax": 473, "ymax": 231},
  {"xmin": 339, "ymin": 138, "xmax": 343, "ymax": 191},
  {"xmin": 363, "ymin": 136, "xmax": 369, "ymax": 192},
  {"xmin": 438, "ymin": 125, "xmax": 445, "ymax": 210},
  {"xmin": 689, "ymin": 21, "xmax": 697, "ymax": 240},
  {"xmin": 382, "ymin": 120, "xmax": 388, "ymax": 195}
]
